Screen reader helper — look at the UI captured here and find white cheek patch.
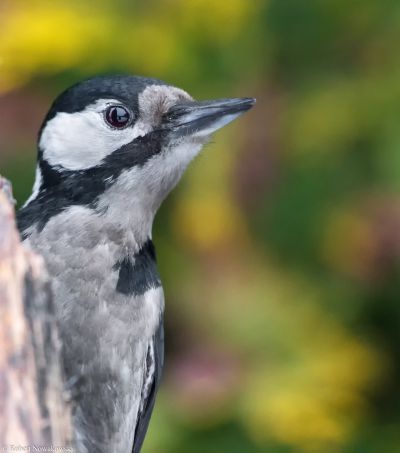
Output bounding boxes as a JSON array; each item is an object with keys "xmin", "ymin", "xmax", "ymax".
[{"xmin": 40, "ymin": 99, "xmax": 151, "ymax": 171}]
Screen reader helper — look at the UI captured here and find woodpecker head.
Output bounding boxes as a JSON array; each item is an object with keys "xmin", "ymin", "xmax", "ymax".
[{"xmin": 22, "ymin": 75, "xmax": 255, "ymax": 237}]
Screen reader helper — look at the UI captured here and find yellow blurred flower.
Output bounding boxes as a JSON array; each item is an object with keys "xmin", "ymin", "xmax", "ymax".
[
  {"xmin": 174, "ymin": 0, "xmax": 262, "ymax": 43},
  {"xmin": 0, "ymin": 0, "xmax": 263, "ymax": 93},
  {"xmin": 0, "ymin": 3, "xmax": 110, "ymax": 91},
  {"xmin": 173, "ymin": 194, "xmax": 247, "ymax": 252},
  {"xmin": 243, "ymin": 331, "xmax": 382, "ymax": 451},
  {"xmin": 251, "ymin": 390, "xmax": 345, "ymax": 449},
  {"xmin": 171, "ymin": 130, "xmax": 250, "ymax": 253}
]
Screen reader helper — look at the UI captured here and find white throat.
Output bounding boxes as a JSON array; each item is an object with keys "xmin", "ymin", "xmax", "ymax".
[{"xmin": 94, "ymin": 139, "xmax": 204, "ymax": 248}]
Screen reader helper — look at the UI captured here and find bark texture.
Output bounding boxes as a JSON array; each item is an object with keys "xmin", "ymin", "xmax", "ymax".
[{"xmin": 0, "ymin": 176, "xmax": 73, "ymax": 450}]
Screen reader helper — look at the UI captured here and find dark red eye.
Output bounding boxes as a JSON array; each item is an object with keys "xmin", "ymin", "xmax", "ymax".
[{"xmin": 104, "ymin": 105, "xmax": 131, "ymax": 128}]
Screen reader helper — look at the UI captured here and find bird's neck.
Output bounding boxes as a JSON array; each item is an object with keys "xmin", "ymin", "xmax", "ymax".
[
  {"xmin": 95, "ymin": 195, "xmax": 157, "ymax": 252},
  {"xmin": 18, "ymin": 177, "xmax": 159, "ymax": 253},
  {"xmin": 93, "ymin": 175, "xmax": 161, "ymax": 253},
  {"xmin": 19, "ymin": 160, "xmax": 168, "ymax": 251}
]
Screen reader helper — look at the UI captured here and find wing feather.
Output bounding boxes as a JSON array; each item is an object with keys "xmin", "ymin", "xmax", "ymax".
[{"xmin": 132, "ymin": 321, "xmax": 164, "ymax": 453}]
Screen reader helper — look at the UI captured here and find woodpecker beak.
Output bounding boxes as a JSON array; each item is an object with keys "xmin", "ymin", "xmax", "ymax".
[{"xmin": 165, "ymin": 97, "xmax": 256, "ymax": 139}]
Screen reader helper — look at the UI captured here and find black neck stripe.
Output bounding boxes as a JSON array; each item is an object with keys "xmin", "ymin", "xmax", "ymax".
[
  {"xmin": 114, "ymin": 240, "xmax": 161, "ymax": 297},
  {"xmin": 17, "ymin": 130, "xmax": 167, "ymax": 236}
]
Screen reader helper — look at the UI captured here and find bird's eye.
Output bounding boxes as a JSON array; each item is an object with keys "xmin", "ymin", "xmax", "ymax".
[{"xmin": 104, "ymin": 105, "xmax": 131, "ymax": 129}]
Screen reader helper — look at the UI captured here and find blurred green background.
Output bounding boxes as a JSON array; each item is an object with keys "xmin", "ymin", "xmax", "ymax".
[{"xmin": 1, "ymin": 1, "xmax": 400, "ymax": 451}]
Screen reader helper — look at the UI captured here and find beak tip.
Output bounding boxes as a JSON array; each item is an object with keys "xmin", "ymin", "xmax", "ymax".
[
  {"xmin": 167, "ymin": 96, "xmax": 257, "ymax": 138},
  {"xmin": 237, "ymin": 97, "xmax": 256, "ymax": 112}
]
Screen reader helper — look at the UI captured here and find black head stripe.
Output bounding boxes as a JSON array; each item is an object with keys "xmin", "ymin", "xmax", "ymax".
[
  {"xmin": 17, "ymin": 129, "xmax": 167, "ymax": 236},
  {"xmin": 40, "ymin": 75, "xmax": 168, "ymax": 135},
  {"xmin": 19, "ymin": 75, "xmax": 172, "ymax": 236}
]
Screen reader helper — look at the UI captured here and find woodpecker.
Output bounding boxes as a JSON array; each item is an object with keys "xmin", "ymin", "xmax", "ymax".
[{"xmin": 17, "ymin": 75, "xmax": 255, "ymax": 453}]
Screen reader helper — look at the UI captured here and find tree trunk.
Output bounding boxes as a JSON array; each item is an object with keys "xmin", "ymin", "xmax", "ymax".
[{"xmin": 0, "ymin": 177, "xmax": 74, "ymax": 450}]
